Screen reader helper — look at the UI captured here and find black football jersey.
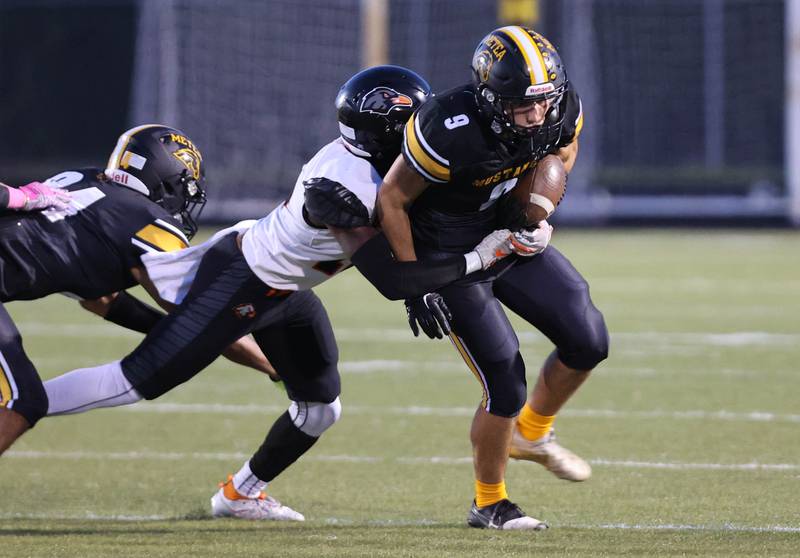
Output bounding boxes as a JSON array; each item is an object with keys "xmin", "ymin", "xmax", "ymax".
[
  {"xmin": 402, "ymin": 83, "xmax": 583, "ymax": 252},
  {"xmin": 0, "ymin": 169, "xmax": 189, "ymax": 301}
]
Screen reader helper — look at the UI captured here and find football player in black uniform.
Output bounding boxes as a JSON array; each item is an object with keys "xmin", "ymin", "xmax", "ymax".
[
  {"xmin": 378, "ymin": 27, "xmax": 609, "ymax": 529},
  {"xmin": 0, "ymin": 124, "xmax": 271, "ymax": 455}
]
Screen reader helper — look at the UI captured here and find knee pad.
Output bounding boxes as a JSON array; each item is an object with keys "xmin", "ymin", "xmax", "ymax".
[
  {"xmin": 288, "ymin": 397, "xmax": 342, "ymax": 437},
  {"xmin": 558, "ymin": 305, "xmax": 610, "ymax": 371},
  {"xmin": 482, "ymin": 353, "xmax": 528, "ymax": 418}
]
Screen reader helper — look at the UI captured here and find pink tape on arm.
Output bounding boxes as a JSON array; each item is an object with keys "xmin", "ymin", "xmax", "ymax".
[{"xmin": 5, "ymin": 185, "xmax": 28, "ymax": 209}]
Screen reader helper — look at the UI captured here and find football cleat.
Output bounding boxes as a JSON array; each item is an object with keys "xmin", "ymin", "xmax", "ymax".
[
  {"xmin": 509, "ymin": 427, "xmax": 592, "ymax": 482},
  {"xmin": 467, "ymin": 499, "xmax": 548, "ymax": 530},
  {"xmin": 210, "ymin": 476, "xmax": 304, "ymax": 521}
]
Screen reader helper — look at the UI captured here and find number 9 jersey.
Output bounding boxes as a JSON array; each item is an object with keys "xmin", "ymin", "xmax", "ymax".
[{"xmin": 401, "ymin": 83, "xmax": 583, "ymax": 253}]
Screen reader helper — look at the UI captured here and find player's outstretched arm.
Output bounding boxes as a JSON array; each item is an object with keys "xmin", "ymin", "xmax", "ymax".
[
  {"xmin": 79, "ymin": 291, "xmax": 166, "ymax": 334},
  {"xmin": 305, "ymin": 175, "xmax": 510, "ymax": 300},
  {"xmin": 345, "ymin": 230, "xmax": 515, "ymax": 301},
  {"xmin": 1, "ymin": 181, "xmax": 71, "ymax": 212}
]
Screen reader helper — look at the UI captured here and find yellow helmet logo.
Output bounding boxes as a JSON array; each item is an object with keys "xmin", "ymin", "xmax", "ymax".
[
  {"xmin": 173, "ymin": 148, "xmax": 202, "ymax": 180},
  {"xmin": 475, "ymin": 50, "xmax": 494, "ymax": 83}
]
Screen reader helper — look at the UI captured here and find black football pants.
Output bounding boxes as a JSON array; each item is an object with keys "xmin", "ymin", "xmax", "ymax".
[
  {"xmin": 122, "ymin": 233, "xmax": 340, "ymax": 404},
  {"xmin": 0, "ymin": 302, "xmax": 48, "ymax": 426},
  {"xmin": 439, "ymin": 246, "xmax": 609, "ymax": 417}
]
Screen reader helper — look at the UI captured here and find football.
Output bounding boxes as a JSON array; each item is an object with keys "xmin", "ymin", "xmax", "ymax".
[{"xmin": 498, "ymin": 154, "xmax": 567, "ymax": 230}]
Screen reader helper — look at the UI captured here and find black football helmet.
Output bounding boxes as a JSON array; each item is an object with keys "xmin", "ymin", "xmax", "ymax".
[
  {"xmin": 105, "ymin": 124, "xmax": 207, "ymax": 239},
  {"xmin": 336, "ymin": 65, "xmax": 431, "ymax": 174},
  {"xmin": 472, "ymin": 26, "xmax": 569, "ymax": 157}
]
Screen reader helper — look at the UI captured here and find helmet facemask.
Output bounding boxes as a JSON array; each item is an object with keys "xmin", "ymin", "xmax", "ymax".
[{"xmin": 154, "ymin": 169, "xmax": 207, "ymax": 240}]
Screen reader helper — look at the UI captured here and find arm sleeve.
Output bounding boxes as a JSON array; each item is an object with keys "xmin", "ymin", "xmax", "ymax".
[
  {"xmin": 0, "ymin": 185, "xmax": 9, "ymax": 210},
  {"xmin": 350, "ymin": 232, "xmax": 465, "ymax": 300},
  {"xmin": 103, "ymin": 291, "xmax": 165, "ymax": 334}
]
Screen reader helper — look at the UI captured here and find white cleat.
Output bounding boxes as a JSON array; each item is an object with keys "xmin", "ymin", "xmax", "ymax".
[
  {"xmin": 210, "ymin": 479, "xmax": 305, "ymax": 521},
  {"xmin": 509, "ymin": 427, "xmax": 592, "ymax": 482}
]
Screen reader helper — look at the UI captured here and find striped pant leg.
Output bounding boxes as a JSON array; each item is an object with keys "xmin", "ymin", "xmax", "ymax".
[
  {"xmin": 438, "ymin": 279, "xmax": 527, "ymax": 418},
  {"xmin": 121, "ymin": 233, "xmax": 285, "ymax": 399},
  {"xmin": 0, "ymin": 302, "xmax": 47, "ymax": 425}
]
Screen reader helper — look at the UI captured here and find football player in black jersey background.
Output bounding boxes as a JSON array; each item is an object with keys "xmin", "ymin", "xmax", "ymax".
[
  {"xmin": 0, "ymin": 125, "xmax": 272, "ymax": 455},
  {"xmin": 378, "ymin": 27, "xmax": 609, "ymax": 529}
]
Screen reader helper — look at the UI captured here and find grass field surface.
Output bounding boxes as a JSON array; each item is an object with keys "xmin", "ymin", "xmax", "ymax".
[{"xmin": 2, "ymin": 229, "xmax": 798, "ymax": 557}]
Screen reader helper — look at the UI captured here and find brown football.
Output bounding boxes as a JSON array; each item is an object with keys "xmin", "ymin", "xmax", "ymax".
[{"xmin": 499, "ymin": 154, "xmax": 567, "ymax": 229}]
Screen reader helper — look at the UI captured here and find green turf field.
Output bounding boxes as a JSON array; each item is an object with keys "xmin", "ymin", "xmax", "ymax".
[{"xmin": 2, "ymin": 229, "xmax": 799, "ymax": 557}]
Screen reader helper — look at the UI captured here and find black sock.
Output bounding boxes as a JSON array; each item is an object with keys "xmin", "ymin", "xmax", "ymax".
[{"xmin": 249, "ymin": 411, "xmax": 318, "ymax": 482}]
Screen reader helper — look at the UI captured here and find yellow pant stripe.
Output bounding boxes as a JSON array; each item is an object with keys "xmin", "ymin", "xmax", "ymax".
[
  {"xmin": 0, "ymin": 360, "xmax": 13, "ymax": 407},
  {"xmin": 449, "ymin": 333, "xmax": 488, "ymax": 409}
]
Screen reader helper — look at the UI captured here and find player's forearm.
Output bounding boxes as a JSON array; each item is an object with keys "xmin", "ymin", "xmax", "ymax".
[
  {"xmin": 558, "ymin": 140, "xmax": 579, "ymax": 174},
  {"xmin": 378, "ymin": 202, "xmax": 417, "ymax": 261},
  {"xmin": 222, "ymin": 336, "xmax": 280, "ymax": 381},
  {"xmin": 351, "ymin": 233, "xmax": 465, "ymax": 300}
]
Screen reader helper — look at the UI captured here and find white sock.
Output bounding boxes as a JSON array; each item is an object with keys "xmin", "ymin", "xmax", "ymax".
[
  {"xmin": 45, "ymin": 360, "xmax": 142, "ymax": 416},
  {"xmin": 232, "ymin": 461, "xmax": 268, "ymax": 498}
]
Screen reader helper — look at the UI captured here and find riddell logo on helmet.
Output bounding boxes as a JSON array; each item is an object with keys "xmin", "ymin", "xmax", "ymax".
[
  {"xmin": 359, "ymin": 87, "xmax": 413, "ymax": 116},
  {"xmin": 525, "ymin": 83, "xmax": 555, "ymax": 96},
  {"xmin": 109, "ymin": 171, "xmax": 128, "ymax": 185}
]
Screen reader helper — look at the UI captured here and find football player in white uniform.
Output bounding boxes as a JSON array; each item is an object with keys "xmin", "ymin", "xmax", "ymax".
[{"xmin": 41, "ymin": 66, "xmax": 536, "ymax": 521}]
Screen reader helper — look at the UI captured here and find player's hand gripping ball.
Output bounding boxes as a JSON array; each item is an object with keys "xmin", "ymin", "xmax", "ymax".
[{"xmin": 498, "ymin": 154, "xmax": 567, "ymax": 230}]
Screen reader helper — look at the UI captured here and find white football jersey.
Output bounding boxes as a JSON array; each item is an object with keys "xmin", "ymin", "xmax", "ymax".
[{"xmin": 241, "ymin": 138, "xmax": 381, "ymax": 290}]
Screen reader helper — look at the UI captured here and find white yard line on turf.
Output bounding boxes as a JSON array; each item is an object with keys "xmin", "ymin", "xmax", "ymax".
[
  {"xmin": 114, "ymin": 401, "xmax": 800, "ymax": 424},
  {"xmin": 15, "ymin": 322, "xmax": 800, "ymax": 346},
  {"xmin": 1, "ymin": 511, "xmax": 798, "ymax": 533},
  {"xmin": 7, "ymin": 450, "xmax": 798, "ymax": 472},
  {"xmin": 0, "ymin": 512, "xmax": 171, "ymax": 521}
]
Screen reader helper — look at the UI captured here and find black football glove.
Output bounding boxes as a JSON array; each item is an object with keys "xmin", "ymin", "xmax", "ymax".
[{"xmin": 405, "ymin": 293, "xmax": 453, "ymax": 339}]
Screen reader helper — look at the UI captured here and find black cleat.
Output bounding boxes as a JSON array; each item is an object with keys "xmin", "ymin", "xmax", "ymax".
[{"xmin": 467, "ymin": 499, "xmax": 548, "ymax": 530}]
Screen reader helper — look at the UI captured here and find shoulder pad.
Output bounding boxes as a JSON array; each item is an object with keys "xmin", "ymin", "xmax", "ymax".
[
  {"xmin": 402, "ymin": 98, "xmax": 456, "ymax": 184},
  {"xmin": 303, "ymin": 177, "xmax": 371, "ymax": 229}
]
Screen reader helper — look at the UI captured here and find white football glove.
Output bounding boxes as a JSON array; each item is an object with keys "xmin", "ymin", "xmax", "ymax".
[
  {"xmin": 510, "ymin": 220, "xmax": 553, "ymax": 257},
  {"xmin": 471, "ymin": 229, "xmax": 513, "ymax": 270}
]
